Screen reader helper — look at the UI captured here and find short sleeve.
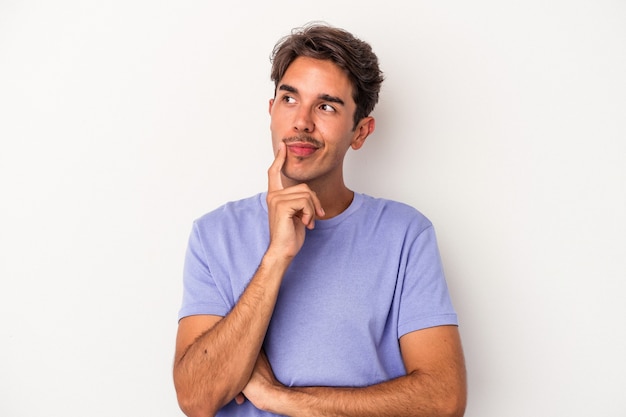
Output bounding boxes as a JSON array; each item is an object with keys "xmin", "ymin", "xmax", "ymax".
[
  {"xmin": 178, "ymin": 221, "xmax": 230, "ymax": 321},
  {"xmin": 397, "ymin": 224, "xmax": 458, "ymax": 337}
]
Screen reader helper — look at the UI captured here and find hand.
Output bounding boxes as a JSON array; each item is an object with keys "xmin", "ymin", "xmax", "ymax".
[
  {"xmin": 266, "ymin": 142, "xmax": 324, "ymax": 259},
  {"xmin": 241, "ymin": 351, "xmax": 283, "ymax": 411}
]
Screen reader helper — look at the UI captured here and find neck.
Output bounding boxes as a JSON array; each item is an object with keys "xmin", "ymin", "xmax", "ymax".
[
  {"xmin": 280, "ymin": 172, "xmax": 354, "ymax": 219},
  {"xmin": 309, "ymin": 181, "xmax": 354, "ymax": 220}
]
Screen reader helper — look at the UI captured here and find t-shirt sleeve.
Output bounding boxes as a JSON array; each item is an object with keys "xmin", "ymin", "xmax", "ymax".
[
  {"xmin": 397, "ymin": 223, "xmax": 458, "ymax": 337},
  {"xmin": 178, "ymin": 221, "xmax": 230, "ymax": 321}
]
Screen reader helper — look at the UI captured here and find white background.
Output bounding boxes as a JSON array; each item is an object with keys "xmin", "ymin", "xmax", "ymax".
[{"xmin": 1, "ymin": 1, "xmax": 625, "ymax": 416}]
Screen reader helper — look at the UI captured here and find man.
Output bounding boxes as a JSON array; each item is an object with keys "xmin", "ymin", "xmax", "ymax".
[{"xmin": 173, "ymin": 23, "xmax": 466, "ymax": 417}]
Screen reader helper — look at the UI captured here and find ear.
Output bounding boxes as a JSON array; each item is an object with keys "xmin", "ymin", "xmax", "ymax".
[
  {"xmin": 268, "ymin": 98, "xmax": 274, "ymax": 114},
  {"xmin": 351, "ymin": 117, "xmax": 375, "ymax": 150}
]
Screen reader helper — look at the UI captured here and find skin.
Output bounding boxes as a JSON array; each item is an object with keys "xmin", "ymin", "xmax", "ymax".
[
  {"xmin": 173, "ymin": 56, "xmax": 466, "ymax": 417},
  {"xmin": 268, "ymin": 57, "xmax": 374, "ymax": 218}
]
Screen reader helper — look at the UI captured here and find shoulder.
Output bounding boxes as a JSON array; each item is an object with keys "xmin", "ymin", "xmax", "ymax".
[
  {"xmin": 358, "ymin": 193, "xmax": 433, "ymax": 234},
  {"xmin": 194, "ymin": 193, "xmax": 267, "ymax": 230}
]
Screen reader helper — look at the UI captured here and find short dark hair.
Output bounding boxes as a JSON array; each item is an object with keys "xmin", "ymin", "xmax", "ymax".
[{"xmin": 270, "ymin": 23, "xmax": 384, "ymax": 130}]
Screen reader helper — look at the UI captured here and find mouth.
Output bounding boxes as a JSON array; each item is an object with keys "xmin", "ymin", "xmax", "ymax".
[
  {"xmin": 286, "ymin": 142, "xmax": 319, "ymax": 157},
  {"xmin": 283, "ymin": 136, "xmax": 322, "ymax": 157}
]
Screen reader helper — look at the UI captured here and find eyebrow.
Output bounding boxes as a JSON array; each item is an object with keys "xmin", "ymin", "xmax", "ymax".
[{"xmin": 278, "ymin": 84, "xmax": 345, "ymax": 106}]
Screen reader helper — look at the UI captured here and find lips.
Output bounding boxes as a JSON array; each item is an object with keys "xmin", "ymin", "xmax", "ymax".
[{"xmin": 286, "ymin": 142, "xmax": 319, "ymax": 157}]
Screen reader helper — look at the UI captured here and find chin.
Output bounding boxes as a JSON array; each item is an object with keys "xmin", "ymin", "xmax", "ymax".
[{"xmin": 282, "ymin": 166, "xmax": 315, "ymax": 184}]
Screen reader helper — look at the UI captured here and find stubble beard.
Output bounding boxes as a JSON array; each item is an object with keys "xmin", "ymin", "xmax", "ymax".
[{"xmin": 280, "ymin": 134, "xmax": 325, "ymax": 184}]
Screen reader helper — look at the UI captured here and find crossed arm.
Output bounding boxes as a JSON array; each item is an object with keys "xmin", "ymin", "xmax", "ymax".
[
  {"xmin": 242, "ymin": 326, "xmax": 466, "ymax": 417},
  {"xmin": 175, "ymin": 315, "xmax": 466, "ymax": 417}
]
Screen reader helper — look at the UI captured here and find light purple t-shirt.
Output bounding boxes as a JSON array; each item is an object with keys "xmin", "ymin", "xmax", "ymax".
[{"xmin": 179, "ymin": 192, "xmax": 458, "ymax": 416}]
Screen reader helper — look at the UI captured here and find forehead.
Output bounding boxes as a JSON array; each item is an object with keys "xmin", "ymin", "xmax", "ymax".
[{"xmin": 279, "ymin": 56, "xmax": 354, "ymax": 104}]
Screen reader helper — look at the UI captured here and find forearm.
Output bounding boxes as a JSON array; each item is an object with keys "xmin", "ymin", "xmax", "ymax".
[
  {"xmin": 259, "ymin": 372, "xmax": 466, "ymax": 417},
  {"xmin": 174, "ymin": 252, "xmax": 290, "ymax": 416}
]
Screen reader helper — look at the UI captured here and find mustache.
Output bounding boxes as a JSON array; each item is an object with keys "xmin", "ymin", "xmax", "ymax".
[{"xmin": 283, "ymin": 135, "xmax": 323, "ymax": 148}]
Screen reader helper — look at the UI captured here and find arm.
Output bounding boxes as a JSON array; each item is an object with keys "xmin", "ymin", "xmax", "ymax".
[
  {"xmin": 243, "ymin": 325, "xmax": 467, "ymax": 417},
  {"xmin": 173, "ymin": 255, "xmax": 290, "ymax": 417},
  {"xmin": 173, "ymin": 142, "xmax": 324, "ymax": 417}
]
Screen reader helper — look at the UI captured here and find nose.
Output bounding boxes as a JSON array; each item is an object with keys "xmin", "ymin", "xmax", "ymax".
[{"xmin": 294, "ymin": 107, "xmax": 314, "ymax": 133}]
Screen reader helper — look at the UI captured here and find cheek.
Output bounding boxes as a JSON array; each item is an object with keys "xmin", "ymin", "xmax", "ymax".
[
  {"xmin": 269, "ymin": 111, "xmax": 285, "ymax": 136},
  {"xmin": 269, "ymin": 121, "xmax": 283, "ymax": 154}
]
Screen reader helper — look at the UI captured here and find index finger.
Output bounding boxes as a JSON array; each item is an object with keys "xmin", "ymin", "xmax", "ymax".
[{"xmin": 268, "ymin": 142, "xmax": 286, "ymax": 192}]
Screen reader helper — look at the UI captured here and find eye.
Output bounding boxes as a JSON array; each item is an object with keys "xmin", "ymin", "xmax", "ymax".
[
  {"xmin": 282, "ymin": 95, "xmax": 296, "ymax": 104},
  {"xmin": 319, "ymin": 103, "xmax": 336, "ymax": 112}
]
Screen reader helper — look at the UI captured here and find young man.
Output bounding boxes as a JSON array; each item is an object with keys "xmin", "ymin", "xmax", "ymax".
[{"xmin": 173, "ymin": 23, "xmax": 466, "ymax": 417}]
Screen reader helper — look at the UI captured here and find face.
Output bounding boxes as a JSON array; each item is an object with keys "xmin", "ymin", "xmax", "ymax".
[{"xmin": 269, "ymin": 56, "xmax": 374, "ymax": 188}]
